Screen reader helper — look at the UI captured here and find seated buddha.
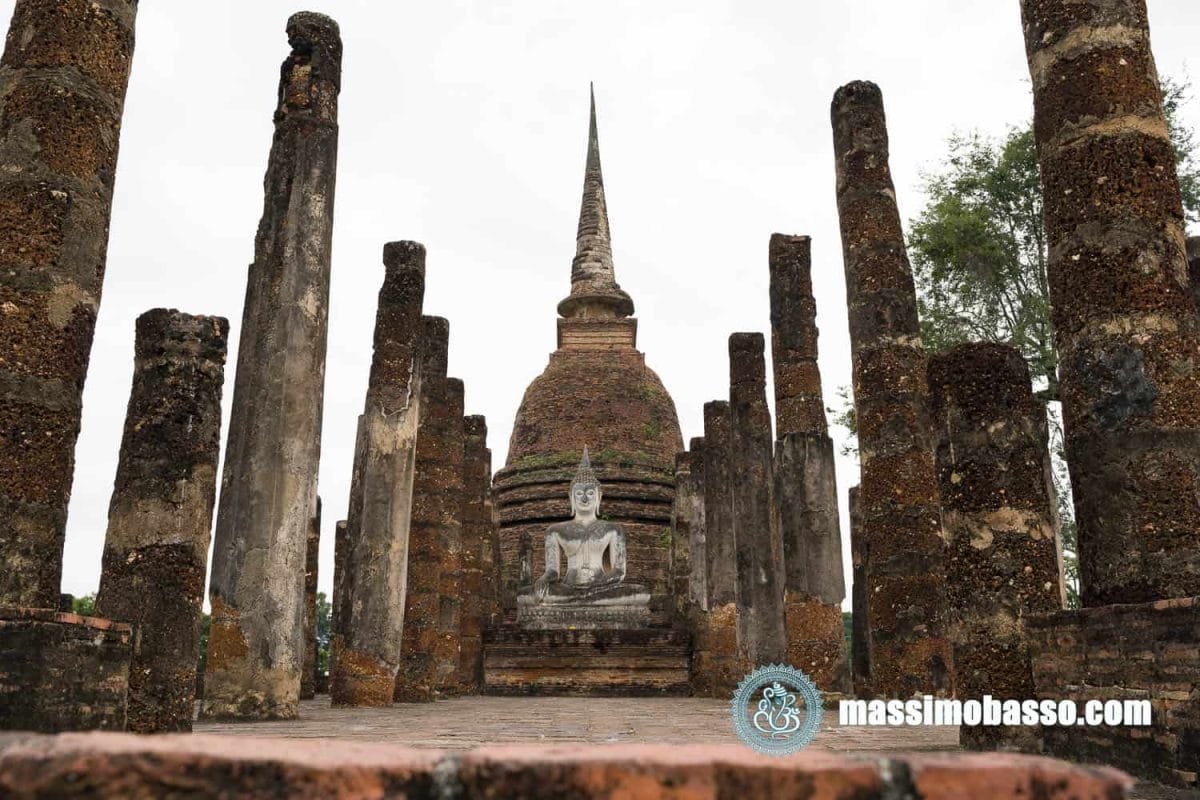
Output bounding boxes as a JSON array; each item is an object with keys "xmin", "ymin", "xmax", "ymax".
[{"xmin": 522, "ymin": 447, "xmax": 648, "ymax": 607}]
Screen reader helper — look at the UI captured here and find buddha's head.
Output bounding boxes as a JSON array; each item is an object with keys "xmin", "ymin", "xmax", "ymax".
[{"xmin": 570, "ymin": 446, "xmax": 601, "ymax": 517}]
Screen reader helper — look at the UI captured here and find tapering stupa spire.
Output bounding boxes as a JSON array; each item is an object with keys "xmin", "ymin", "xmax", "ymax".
[{"xmin": 558, "ymin": 84, "xmax": 635, "ymax": 319}]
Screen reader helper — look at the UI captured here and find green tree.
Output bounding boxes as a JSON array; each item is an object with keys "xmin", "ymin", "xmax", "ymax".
[
  {"xmin": 71, "ymin": 592, "xmax": 97, "ymax": 616},
  {"xmin": 315, "ymin": 590, "xmax": 331, "ymax": 677}
]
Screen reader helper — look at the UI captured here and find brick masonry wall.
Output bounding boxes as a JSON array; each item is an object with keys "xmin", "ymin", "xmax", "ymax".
[
  {"xmin": 1026, "ymin": 597, "xmax": 1200, "ymax": 790},
  {"xmin": 0, "ymin": 608, "xmax": 131, "ymax": 732}
]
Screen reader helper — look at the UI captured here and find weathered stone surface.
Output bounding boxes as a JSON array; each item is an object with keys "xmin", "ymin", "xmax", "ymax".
[
  {"xmin": 1026, "ymin": 597, "xmax": 1200, "ymax": 791},
  {"xmin": 728, "ymin": 333, "xmax": 786, "ymax": 668},
  {"xmin": 849, "ymin": 486, "xmax": 871, "ymax": 698},
  {"xmin": 434, "ymin": 379, "xmax": 466, "ymax": 694},
  {"xmin": 301, "ymin": 497, "xmax": 321, "ymax": 701},
  {"xmin": 0, "ymin": 734, "xmax": 1134, "ymax": 799},
  {"xmin": 395, "ymin": 316, "xmax": 451, "ymax": 703},
  {"xmin": 495, "ymin": 91, "xmax": 682, "ymax": 606},
  {"xmin": 1022, "ymin": 0, "xmax": 1200, "ymax": 607},
  {"xmin": 831, "ymin": 80, "xmax": 952, "ymax": 697},
  {"xmin": 768, "ymin": 233, "xmax": 847, "ymax": 691},
  {"xmin": 702, "ymin": 401, "xmax": 736, "ymax": 608},
  {"xmin": 0, "ymin": 0, "xmax": 138, "ymax": 609},
  {"xmin": 1188, "ymin": 238, "xmax": 1200, "ymax": 308},
  {"xmin": 688, "ymin": 603, "xmax": 747, "ymax": 698},
  {"xmin": 202, "ymin": 12, "xmax": 341, "ymax": 721},
  {"xmin": 928, "ymin": 343, "xmax": 1065, "ymax": 750},
  {"xmin": 687, "ymin": 438, "xmax": 708, "ymax": 611},
  {"xmin": 672, "ymin": 446, "xmax": 705, "ymax": 614},
  {"xmin": 331, "ymin": 519, "xmax": 348, "ymax": 646},
  {"xmin": 483, "ymin": 628, "xmax": 690, "ymax": 696},
  {"xmin": 769, "ymin": 234, "xmax": 826, "ymax": 437},
  {"xmin": 460, "ymin": 415, "xmax": 492, "ymax": 693},
  {"xmin": 332, "ymin": 242, "xmax": 424, "ymax": 707},
  {"xmin": 94, "ymin": 310, "xmax": 227, "ymax": 733},
  {"xmin": 0, "ymin": 608, "xmax": 130, "ymax": 732}
]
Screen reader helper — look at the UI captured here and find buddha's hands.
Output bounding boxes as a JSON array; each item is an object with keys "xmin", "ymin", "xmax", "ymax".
[{"xmin": 533, "ymin": 570, "xmax": 557, "ymax": 602}]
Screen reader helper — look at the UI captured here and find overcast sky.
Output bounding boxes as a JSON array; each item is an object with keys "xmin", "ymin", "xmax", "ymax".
[{"xmin": 21, "ymin": 1, "xmax": 1198, "ymax": 605}]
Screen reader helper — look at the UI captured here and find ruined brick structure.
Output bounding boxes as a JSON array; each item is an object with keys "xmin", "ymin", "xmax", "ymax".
[
  {"xmin": 433, "ymin": 379, "xmax": 466, "ymax": 694},
  {"xmin": 728, "ymin": 333, "xmax": 787, "ymax": 668},
  {"xmin": 332, "ymin": 243, "xmax": 425, "ymax": 707},
  {"xmin": 1022, "ymin": 0, "xmax": 1200, "ymax": 607},
  {"xmin": 927, "ymin": 343, "xmax": 1064, "ymax": 750},
  {"xmin": 1016, "ymin": 1, "xmax": 1200, "ymax": 789},
  {"xmin": 1027, "ymin": 599, "xmax": 1199, "ymax": 790},
  {"xmin": 330, "ymin": 518, "xmax": 348, "ymax": 679},
  {"xmin": 768, "ymin": 234, "xmax": 847, "ymax": 691},
  {"xmin": 831, "ymin": 81, "xmax": 952, "ymax": 697},
  {"xmin": 0, "ymin": 609, "xmax": 130, "ymax": 732},
  {"xmin": 301, "ymin": 499, "xmax": 321, "ymax": 701},
  {"xmin": 95, "ymin": 310, "xmax": 228, "ymax": 733},
  {"xmin": 203, "ymin": 13, "xmax": 341, "ymax": 721},
  {"xmin": 395, "ymin": 317, "xmax": 452, "ymax": 703},
  {"xmin": 702, "ymin": 402, "xmax": 736, "ymax": 609},
  {"xmin": 848, "ymin": 486, "xmax": 870, "ymax": 698},
  {"xmin": 460, "ymin": 415, "xmax": 493, "ymax": 692},
  {"xmin": 0, "ymin": 0, "xmax": 138, "ymax": 608},
  {"xmin": 670, "ymin": 448, "xmax": 704, "ymax": 613},
  {"xmin": 493, "ymin": 88, "xmax": 682, "ymax": 603},
  {"xmin": 1188, "ymin": 237, "xmax": 1199, "ymax": 305}
]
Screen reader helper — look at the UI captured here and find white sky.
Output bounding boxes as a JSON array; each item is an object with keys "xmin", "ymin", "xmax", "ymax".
[{"xmin": 21, "ymin": 1, "xmax": 1198, "ymax": 605}]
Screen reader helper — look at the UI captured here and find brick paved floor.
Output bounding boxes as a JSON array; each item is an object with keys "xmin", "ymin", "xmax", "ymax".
[{"xmin": 193, "ymin": 697, "xmax": 1185, "ymax": 798}]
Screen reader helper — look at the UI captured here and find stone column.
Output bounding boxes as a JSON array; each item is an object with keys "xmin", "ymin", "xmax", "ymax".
[
  {"xmin": 300, "ymin": 498, "xmax": 321, "ymax": 701},
  {"xmin": 849, "ymin": 486, "xmax": 870, "ymax": 698},
  {"xmin": 768, "ymin": 233, "xmax": 847, "ymax": 691},
  {"xmin": 330, "ymin": 242, "xmax": 425, "ymax": 707},
  {"xmin": 0, "ymin": 0, "xmax": 139, "ymax": 608},
  {"xmin": 1022, "ymin": 0, "xmax": 1200, "ymax": 606},
  {"xmin": 678, "ymin": 438, "xmax": 707, "ymax": 611},
  {"xmin": 831, "ymin": 80, "xmax": 952, "ymax": 697},
  {"xmin": 202, "ymin": 13, "xmax": 341, "ymax": 720},
  {"xmin": 434, "ymin": 379, "xmax": 466, "ymax": 694},
  {"xmin": 929, "ymin": 343, "xmax": 1065, "ymax": 750},
  {"xmin": 329, "ymin": 518, "xmax": 348, "ymax": 680},
  {"xmin": 702, "ymin": 402, "xmax": 736, "ymax": 608},
  {"xmin": 670, "ymin": 450, "xmax": 696, "ymax": 612},
  {"xmin": 395, "ymin": 316, "xmax": 449, "ymax": 703},
  {"xmin": 1187, "ymin": 237, "xmax": 1200, "ymax": 316},
  {"xmin": 728, "ymin": 333, "xmax": 787, "ymax": 667},
  {"xmin": 94, "ymin": 310, "xmax": 227, "ymax": 733},
  {"xmin": 460, "ymin": 415, "xmax": 492, "ymax": 692}
]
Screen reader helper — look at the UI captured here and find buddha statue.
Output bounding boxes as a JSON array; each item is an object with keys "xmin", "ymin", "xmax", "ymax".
[{"xmin": 518, "ymin": 448, "xmax": 649, "ymax": 621}]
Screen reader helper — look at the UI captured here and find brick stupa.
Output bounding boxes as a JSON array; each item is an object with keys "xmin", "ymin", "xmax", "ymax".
[{"xmin": 493, "ymin": 87, "xmax": 683, "ymax": 605}]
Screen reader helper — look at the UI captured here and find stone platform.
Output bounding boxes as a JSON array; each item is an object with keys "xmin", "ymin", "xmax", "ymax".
[
  {"xmin": 183, "ymin": 698, "xmax": 1184, "ymax": 798},
  {"xmin": 483, "ymin": 627, "xmax": 690, "ymax": 695}
]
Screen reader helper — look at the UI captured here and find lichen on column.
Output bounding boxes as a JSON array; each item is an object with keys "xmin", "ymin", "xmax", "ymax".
[
  {"xmin": 202, "ymin": 12, "xmax": 342, "ymax": 720},
  {"xmin": 831, "ymin": 80, "xmax": 952, "ymax": 696},
  {"xmin": 95, "ymin": 309, "xmax": 228, "ymax": 732},
  {"xmin": 0, "ymin": 0, "xmax": 139, "ymax": 608}
]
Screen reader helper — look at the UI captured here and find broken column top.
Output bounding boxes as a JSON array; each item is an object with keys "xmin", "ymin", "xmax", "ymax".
[
  {"xmin": 368, "ymin": 242, "xmax": 425, "ymax": 414},
  {"xmin": 768, "ymin": 233, "xmax": 827, "ymax": 437},
  {"xmin": 465, "ymin": 415, "xmax": 487, "ymax": 438},
  {"xmin": 135, "ymin": 309, "xmax": 229, "ymax": 363},
  {"xmin": 928, "ymin": 342, "xmax": 1035, "ymax": 426},
  {"xmin": 729, "ymin": 333, "xmax": 767, "ymax": 387},
  {"xmin": 419, "ymin": 316, "xmax": 450, "ymax": 381},
  {"xmin": 280, "ymin": 12, "xmax": 342, "ymax": 121}
]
